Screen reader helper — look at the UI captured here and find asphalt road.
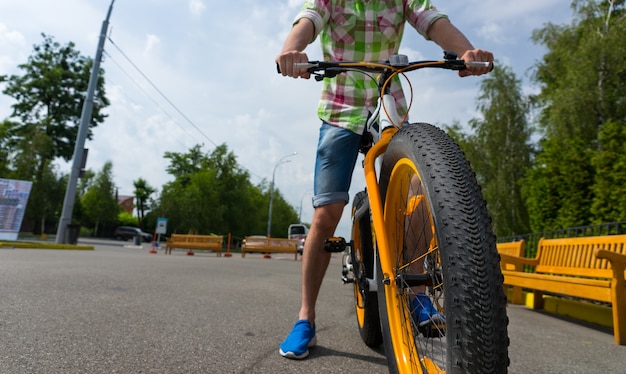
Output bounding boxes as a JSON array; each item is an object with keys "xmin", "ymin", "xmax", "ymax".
[{"xmin": 1, "ymin": 239, "xmax": 625, "ymax": 373}]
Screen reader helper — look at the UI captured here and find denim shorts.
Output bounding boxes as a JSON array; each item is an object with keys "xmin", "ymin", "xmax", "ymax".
[{"xmin": 312, "ymin": 122, "xmax": 362, "ymax": 208}]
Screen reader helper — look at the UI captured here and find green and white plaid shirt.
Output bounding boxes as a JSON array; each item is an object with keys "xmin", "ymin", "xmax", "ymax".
[{"xmin": 295, "ymin": 0, "xmax": 447, "ymax": 134}]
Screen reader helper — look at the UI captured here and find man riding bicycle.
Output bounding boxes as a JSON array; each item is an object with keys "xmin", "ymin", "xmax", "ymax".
[{"xmin": 275, "ymin": 0, "xmax": 493, "ymax": 359}]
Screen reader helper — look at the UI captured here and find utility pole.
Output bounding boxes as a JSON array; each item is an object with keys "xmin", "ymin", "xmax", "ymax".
[{"xmin": 56, "ymin": 0, "xmax": 115, "ymax": 243}]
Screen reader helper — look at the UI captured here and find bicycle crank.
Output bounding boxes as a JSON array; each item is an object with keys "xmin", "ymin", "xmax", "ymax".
[
  {"xmin": 323, "ymin": 237, "xmax": 349, "ymax": 253},
  {"xmin": 323, "ymin": 237, "xmax": 355, "ymax": 284}
]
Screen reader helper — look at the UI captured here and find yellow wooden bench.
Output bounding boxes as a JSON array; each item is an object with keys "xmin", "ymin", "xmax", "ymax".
[
  {"xmin": 496, "ymin": 240, "xmax": 526, "ymax": 303},
  {"xmin": 241, "ymin": 237, "xmax": 298, "ymax": 260},
  {"xmin": 499, "ymin": 235, "xmax": 626, "ymax": 345},
  {"xmin": 165, "ymin": 234, "xmax": 223, "ymax": 256}
]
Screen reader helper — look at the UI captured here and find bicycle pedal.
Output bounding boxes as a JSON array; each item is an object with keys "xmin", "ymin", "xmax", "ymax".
[{"xmin": 324, "ymin": 237, "xmax": 348, "ymax": 253}]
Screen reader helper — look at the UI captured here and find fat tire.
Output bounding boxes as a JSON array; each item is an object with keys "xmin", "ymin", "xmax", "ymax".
[
  {"xmin": 377, "ymin": 123, "xmax": 509, "ymax": 373},
  {"xmin": 351, "ymin": 190, "xmax": 383, "ymax": 347}
]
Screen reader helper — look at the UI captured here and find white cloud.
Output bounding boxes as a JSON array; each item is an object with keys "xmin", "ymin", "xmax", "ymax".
[
  {"xmin": 143, "ymin": 34, "xmax": 161, "ymax": 54},
  {"xmin": 477, "ymin": 22, "xmax": 510, "ymax": 45},
  {"xmin": 287, "ymin": 0, "xmax": 302, "ymax": 9},
  {"xmin": 0, "ymin": 22, "xmax": 25, "ymax": 46},
  {"xmin": 0, "ymin": 23, "xmax": 26, "ymax": 89},
  {"xmin": 189, "ymin": 0, "xmax": 206, "ymax": 16}
]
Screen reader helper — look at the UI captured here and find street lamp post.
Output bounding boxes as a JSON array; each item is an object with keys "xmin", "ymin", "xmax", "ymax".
[{"xmin": 267, "ymin": 152, "xmax": 297, "ymax": 238}]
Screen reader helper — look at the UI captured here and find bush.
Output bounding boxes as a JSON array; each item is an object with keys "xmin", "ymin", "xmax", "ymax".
[{"xmin": 118, "ymin": 211, "xmax": 139, "ymax": 227}]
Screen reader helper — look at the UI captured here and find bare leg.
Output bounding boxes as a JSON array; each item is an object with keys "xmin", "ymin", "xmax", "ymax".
[{"xmin": 298, "ymin": 201, "xmax": 344, "ymax": 323}]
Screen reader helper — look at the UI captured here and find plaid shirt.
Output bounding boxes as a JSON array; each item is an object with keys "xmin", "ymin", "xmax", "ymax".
[{"xmin": 295, "ymin": 0, "xmax": 447, "ymax": 134}]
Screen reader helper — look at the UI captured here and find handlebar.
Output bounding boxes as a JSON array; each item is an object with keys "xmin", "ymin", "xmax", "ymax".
[
  {"xmin": 295, "ymin": 61, "xmax": 490, "ymax": 69},
  {"xmin": 277, "ymin": 51, "xmax": 493, "ymax": 81}
]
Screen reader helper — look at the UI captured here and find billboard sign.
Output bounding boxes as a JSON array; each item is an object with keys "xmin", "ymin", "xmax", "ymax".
[{"xmin": 0, "ymin": 178, "xmax": 33, "ymax": 241}]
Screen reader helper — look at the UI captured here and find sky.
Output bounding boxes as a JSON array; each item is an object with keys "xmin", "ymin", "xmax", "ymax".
[{"xmin": 0, "ymin": 0, "xmax": 574, "ymax": 239}]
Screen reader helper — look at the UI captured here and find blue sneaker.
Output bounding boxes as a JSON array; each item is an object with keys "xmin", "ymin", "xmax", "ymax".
[
  {"xmin": 279, "ymin": 320, "xmax": 317, "ymax": 359},
  {"xmin": 412, "ymin": 293, "xmax": 446, "ymax": 327}
]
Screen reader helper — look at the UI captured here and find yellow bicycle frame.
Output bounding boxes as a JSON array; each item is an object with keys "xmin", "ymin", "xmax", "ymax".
[{"xmin": 362, "ymin": 127, "xmax": 397, "ymax": 279}]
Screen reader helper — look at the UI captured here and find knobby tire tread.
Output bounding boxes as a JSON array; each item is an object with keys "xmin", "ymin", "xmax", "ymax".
[{"xmin": 378, "ymin": 123, "xmax": 509, "ymax": 373}]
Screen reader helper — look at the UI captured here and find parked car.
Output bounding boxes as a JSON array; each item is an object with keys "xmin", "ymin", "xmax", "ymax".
[{"xmin": 113, "ymin": 226, "xmax": 152, "ymax": 242}]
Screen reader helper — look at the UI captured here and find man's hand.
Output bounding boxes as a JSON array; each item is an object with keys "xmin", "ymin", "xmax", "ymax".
[
  {"xmin": 459, "ymin": 49, "xmax": 493, "ymax": 77},
  {"xmin": 276, "ymin": 51, "xmax": 311, "ymax": 79}
]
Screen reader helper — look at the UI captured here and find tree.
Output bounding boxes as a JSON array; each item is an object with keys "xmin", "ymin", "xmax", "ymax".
[
  {"xmin": 133, "ymin": 178, "xmax": 156, "ymax": 229},
  {"xmin": 446, "ymin": 65, "xmax": 532, "ymax": 237},
  {"xmin": 0, "ymin": 121, "xmax": 11, "ymax": 176},
  {"xmin": 204, "ymin": 144, "xmax": 266, "ymax": 236},
  {"xmin": 0, "ymin": 33, "xmax": 110, "ymax": 230},
  {"xmin": 266, "ymin": 186, "xmax": 299, "ymax": 238},
  {"xmin": 476, "ymin": 65, "xmax": 532, "ymax": 237},
  {"xmin": 526, "ymin": 0, "xmax": 626, "ymax": 229},
  {"xmin": 154, "ymin": 144, "xmax": 298, "ymax": 239},
  {"xmin": 590, "ymin": 120, "xmax": 626, "ymax": 222},
  {"xmin": 81, "ymin": 162, "xmax": 120, "ymax": 236},
  {"xmin": 159, "ymin": 146, "xmax": 221, "ymax": 234},
  {"xmin": 163, "ymin": 145, "xmax": 205, "ymax": 187},
  {"xmin": 27, "ymin": 165, "xmax": 67, "ymax": 235},
  {"xmin": 523, "ymin": 138, "xmax": 594, "ymax": 231}
]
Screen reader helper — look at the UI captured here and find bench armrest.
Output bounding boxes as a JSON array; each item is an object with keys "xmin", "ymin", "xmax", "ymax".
[
  {"xmin": 499, "ymin": 253, "xmax": 539, "ymax": 267},
  {"xmin": 595, "ymin": 249, "xmax": 626, "ymax": 271}
]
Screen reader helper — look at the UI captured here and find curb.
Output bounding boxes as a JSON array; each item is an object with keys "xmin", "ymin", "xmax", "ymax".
[{"xmin": 0, "ymin": 241, "xmax": 94, "ymax": 250}]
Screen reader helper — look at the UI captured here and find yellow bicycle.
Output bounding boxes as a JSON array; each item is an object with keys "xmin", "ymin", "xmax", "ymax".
[{"xmin": 304, "ymin": 52, "xmax": 510, "ymax": 373}]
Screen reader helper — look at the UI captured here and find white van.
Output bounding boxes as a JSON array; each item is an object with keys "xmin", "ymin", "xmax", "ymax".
[{"xmin": 288, "ymin": 224, "xmax": 309, "ymax": 254}]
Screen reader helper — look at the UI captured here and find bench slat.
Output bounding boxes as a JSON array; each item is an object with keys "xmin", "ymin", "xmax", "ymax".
[{"xmin": 537, "ymin": 266, "xmax": 613, "ymax": 279}]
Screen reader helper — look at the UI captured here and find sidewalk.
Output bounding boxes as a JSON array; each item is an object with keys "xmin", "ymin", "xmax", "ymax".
[{"xmin": 507, "ymin": 303, "xmax": 625, "ymax": 373}]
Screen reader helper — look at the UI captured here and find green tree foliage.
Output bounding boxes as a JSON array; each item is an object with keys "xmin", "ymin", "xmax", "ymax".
[
  {"xmin": 0, "ymin": 34, "xmax": 109, "ymax": 161},
  {"xmin": 0, "ymin": 121, "xmax": 12, "ymax": 176},
  {"xmin": 590, "ymin": 120, "xmax": 626, "ymax": 222},
  {"xmin": 473, "ymin": 65, "xmax": 532, "ymax": 236},
  {"xmin": 526, "ymin": 0, "xmax": 626, "ymax": 231},
  {"xmin": 133, "ymin": 178, "xmax": 155, "ymax": 229},
  {"xmin": 81, "ymin": 161, "xmax": 121, "ymax": 236},
  {"xmin": 524, "ymin": 138, "xmax": 594, "ymax": 231},
  {"xmin": 265, "ymin": 185, "xmax": 300, "ymax": 238},
  {"xmin": 2, "ymin": 118, "xmax": 67, "ymax": 234},
  {"xmin": 447, "ymin": 65, "xmax": 532, "ymax": 237},
  {"xmin": 163, "ymin": 145, "xmax": 205, "ymax": 186},
  {"xmin": 0, "ymin": 34, "xmax": 110, "ymax": 232},
  {"xmin": 154, "ymin": 144, "xmax": 298, "ymax": 239},
  {"xmin": 30, "ymin": 165, "xmax": 66, "ymax": 235},
  {"xmin": 118, "ymin": 211, "xmax": 139, "ymax": 227}
]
